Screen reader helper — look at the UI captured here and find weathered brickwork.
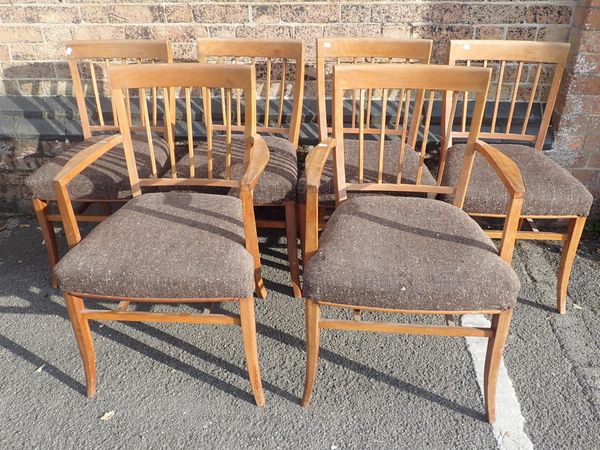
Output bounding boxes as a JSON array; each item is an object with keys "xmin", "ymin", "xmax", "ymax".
[
  {"xmin": 554, "ymin": 0, "xmax": 600, "ymax": 216},
  {"xmin": 0, "ymin": 0, "xmax": 598, "ymax": 216}
]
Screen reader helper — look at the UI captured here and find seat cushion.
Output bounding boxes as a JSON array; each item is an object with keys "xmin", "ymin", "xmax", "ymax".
[
  {"xmin": 25, "ymin": 135, "xmax": 169, "ymax": 201},
  {"xmin": 303, "ymin": 196, "xmax": 520, "ymax": 311},
  {"xmin": 297, "ymin": 139, "xmax": 437, "ymax": 204},
  {"xmin": 441, "ymin": 143, "xmax": 593, "ymax": 216},
  {"xmin": 54, "ymin": 191, "xmax": 255, "ymax": 299},
  {"xmin": 172, "ymin": 135, "xmax": 297, "ymax": 204}
]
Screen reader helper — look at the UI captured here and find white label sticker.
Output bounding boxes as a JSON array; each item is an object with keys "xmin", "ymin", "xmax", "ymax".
[
  {"xmin": 66, "ymin": 47, "xmax": 72, "ymax": 55},
  {"xmin": 463, "ymin": 44, "xmax": 471, "ymax": 50},
  {"xmin": 324, "ymin": 42, "xmax": 332, "ymax": 48}
]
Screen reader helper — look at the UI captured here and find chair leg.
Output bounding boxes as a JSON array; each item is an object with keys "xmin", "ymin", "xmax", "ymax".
[
  {"xmin": 298, "ymin": 203, "xmax": 306, "ymax": 268},
  {"xmin": 31, "ymin": 198, "xmax": 60, "ymax": 289},
  {"xmin": 483, "ymin": 308, "xmax": 513, "ymax": 424},
  {"xmin": 64, "ymin": 293, "xmax": 97, "ymax": 398},
  {"xmin": 239, "ymin": 297, "xmax": 265, "ymax": 406},
  {"xmin": 557, "ymin": 216, "xmax": 586, "ymax": 314},
  {"xmin": 301, "ymin": 299, "xmax": 321, "ymax": 407},
  {"xmin": 285, "ymin": 201, "xmax": 302, "ymax": 298}
]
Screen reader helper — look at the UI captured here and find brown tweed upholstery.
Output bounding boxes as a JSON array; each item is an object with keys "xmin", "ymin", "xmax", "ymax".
[
  {"xmin": 441, "ymin": 143, "xmax": 593, "ymax": 216},
  {"xmin": 172, "ymin": 135, "xmax": 297, "ymax": 204},
  {"xmin": 297, "ymin": 139, "xmax": 437, "ymax": 204},
  {"xmin": 25, "ymin": 135, "xmax": 169, "ymax": 201},
  {"xmin": 54, "ymin": 191, "xmax": 255, "ymax": 299},
  {"xmin": 303, "ymin": 196, "xmax": 520, "ymax": 311}
]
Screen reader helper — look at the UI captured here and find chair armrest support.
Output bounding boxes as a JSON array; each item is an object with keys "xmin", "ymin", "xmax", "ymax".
[
  {"xmin": 304, "ymin": 138, "xmax": 336, "ymax": 263},
  {"xmin": 52, "ymin": 134, "xmax": 124, "ymax": 248},
  {"xmin": 475, "ymin": 140, "xmax": 525, "ymax": 264},
  {"xmin": 305, "ymin": 137, "xmax": 336, "ymax": 194},
  {"xmin": 240, "ymin": 134, "xmax": 270, "ymax": 192}
]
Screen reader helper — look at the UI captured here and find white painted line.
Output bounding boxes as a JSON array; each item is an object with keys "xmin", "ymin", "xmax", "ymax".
[{"xmin": 463, "ymin": 314, "xmax": 534, "ymax": 450}]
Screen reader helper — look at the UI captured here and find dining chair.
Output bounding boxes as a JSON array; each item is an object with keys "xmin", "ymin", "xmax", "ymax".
[
  {"xmin": 301, "ymin": 64, "xmax": 524, "ymax": 423},
  {"xmin": 297, "ymin": 38, "xmax": 434, "ymax": 255},
  {"xmin": 25, "ymin": 40, "xmax": 173, "ymax": 288},
  {"xmin": 440, "ymin": 40, "xmax": 593, "ymax": 314},
  {"xmin": 195, "ymin": 38, "xmax": 304, "ymax": 298},
  {"xmin": 52, "ymin": 63, "xmax": 269, "ymax": 405}
]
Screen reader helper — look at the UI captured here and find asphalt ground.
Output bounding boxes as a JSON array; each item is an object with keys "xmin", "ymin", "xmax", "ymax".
[{"xmin": 0, "ymin": 218, "xmax": 599, "ymax": 449}]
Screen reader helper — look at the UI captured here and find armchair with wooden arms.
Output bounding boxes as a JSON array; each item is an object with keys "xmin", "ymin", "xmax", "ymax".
[
  {"xmin": 52, "ymin": 63, "xmax": 269, "ymax": 405},
  {"xmin": 300, "ymin": 64, "xmax": 525, "ymax": 423}
]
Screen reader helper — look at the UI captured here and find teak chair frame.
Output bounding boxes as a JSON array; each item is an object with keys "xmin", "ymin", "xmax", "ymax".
[
  {"xmin": 302, "ymin": 64, "xmax": 525, "ymax": 423},
  {"xmin": 197, "ymin": 38, "xmax": 305, "ymax": 298},
  {"xmin": 441, "ymin": 40, "xmax": 581, "ymax": 314},
  {"xmin": 32, "ymin": 40, "xmax": 173, "ymax": 288},
  {"xmin": 52, "ymin": 63, "xmax": 269, "ymax": 406},
  {"xmin": 299, "ymin": 38, "xmax": 433, "ymax": 257}
]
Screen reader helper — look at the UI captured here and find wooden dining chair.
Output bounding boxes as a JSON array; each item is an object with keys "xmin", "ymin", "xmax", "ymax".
[
  {"xmin": 297, "ymin": 38, "xmax": 434, "ymax": 254},
  {"xmin": 301, "ymin": 64, "xmax": 524, "ymax": 423},
  {"xmin": 52, "ymin": 63, "xmax": 269, "ymax": 405},
  {"xmin": 195, "ymin": 38, "xmax": 304, "ymax": 298},
  {"xmin": 440, "ymin": 40, "xmax": 593, "ymax": 314},
  {"xmin": 25, "ymin": 40, "xmax": 173, "ymax": 288}
]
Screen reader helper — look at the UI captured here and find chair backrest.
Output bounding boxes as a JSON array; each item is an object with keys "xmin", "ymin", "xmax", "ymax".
[
  {"xmin": 317, "ymin": 38, "xmax": 433, "ymax": 141},
  {"xmin": 197, "ymin": 38, "xmax": 305, "ymax": 148},
  {"xmin": 108, "ymin": 63, "xmax": 257, "ymax": 196},
  {"xmin": 331, "ymin": 64, "xmax": 491, "ymax": 207},
  {"xmin": 66, "ymin": 40, "xmax": 173, "ymax": 139},
  {"xmin": 445, "ymin": 40, "xmax": 570, "ymax": 151}
]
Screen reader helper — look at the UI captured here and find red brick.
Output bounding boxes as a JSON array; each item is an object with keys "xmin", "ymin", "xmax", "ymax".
[
  {"xmin": 571, "ymin": 75, "xmax": 600, "ymax": 95},
  {"xmin": 193, "ymin": 4, "xmax": 248, "ymax": 23},
  {"xmin": 589, "ymin": 152, "xmax": 600, "ymax": 168},
  {"xmin": 165, "ymin": 4, "xmax": 193, "ymax": 23},
  {"xmin": 572, "ymin": 168, "xmax": 599, "ymax": 186},
  {"xmin": 475, "ymin": 26, "xmax": 506, "ymax": 40},
  {"xmin": 25, "ymin": 6, "xmax": 80, "ymax": 23},
  {"xmin": 372, "ymin": 4, "xmax": 432, "ymax": 23},
  {"xmin": 281, "ymin": 4, "xmax": 338, "ymax": 23},
  {"xmin": 0, "ymin": 26, "xmax": 42, "ymax": 43},
  {"xmin": 236, "ymin": 25, "xmax": 291, "ymax": 39},
  {"xmin": 71, "ymin": 25, "xmax": 126, "ymax": 41},
  {"xmin": 580, "ymin": 30, "xmax": 600, "ymax": 52},
  {"xmin": 526, "ymin": 5, "xmax": 573, "ymax": 25},
  {"xmin": 252, "ymin": 5, "xmax": 279, "ymax": 24},
  {"xmin": 341, "ymin": 4, "xmax": 371, "ymax": 23},
  {"xmin": 81, "ymin": 5, "xmax": 163, "ymax": 24}
]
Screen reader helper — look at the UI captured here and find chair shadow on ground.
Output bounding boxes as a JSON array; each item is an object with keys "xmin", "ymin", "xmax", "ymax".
[{"xmin": 2, "ymin": 222, "xmax": 490, "ymax": 420}]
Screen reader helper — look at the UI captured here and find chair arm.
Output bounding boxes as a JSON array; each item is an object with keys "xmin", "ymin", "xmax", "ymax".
[
  {"xmin": 52, "ymin": 134, "xmax": 124, "ymax": 248},
  {"xmin": 475, "ymin": 140, "xmax": 524, "ymax": 200},
  {"xmin": 475, "ymin": 140, "xmax": 525, "ymax": 264},
  {"xmin": 304, "ymin": 138, "xmax": 336, "ymax": 263},
  {"xmin": 240, "ymin": 134, "xmax": 270, "ymax": 192},
  {"xmin": 305, "ymin": 137, "xmax": 336, "ymax": 194}
]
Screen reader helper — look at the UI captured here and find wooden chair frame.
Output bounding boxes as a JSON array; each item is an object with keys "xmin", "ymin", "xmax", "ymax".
[
  {"xmin": 441, "ymin": 40, "xmax": 581, "ymax": 314},
  {"xmin": 299, "ymin": 38, "xmax": 432, "ymax": 258},
  {"xmin": 52, "ymin": 63, "xmax": 269, "ymax": 405},
  {"xmin": 32, "ymin": 40, "xmax": 173, "ymax": 288},
  {"xmin": 197, "ymin": 38, "xmax": 305, "ymax": 298},
  {"xmin": 301, "ymin": 64, "xmax": 525, "ymax": 423}
]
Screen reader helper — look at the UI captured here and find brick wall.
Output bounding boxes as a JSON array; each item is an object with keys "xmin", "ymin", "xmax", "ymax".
[
  {"xmin": 1, "ymin": 0, "xmax": 599, "ymax": 218},
  {"xmin": 0, "ymin": 1, "xmax": 575, "ymax": 97},
  {"xmin": 553, "ymin": 0, "xmax": 600, "ymax": 216}
]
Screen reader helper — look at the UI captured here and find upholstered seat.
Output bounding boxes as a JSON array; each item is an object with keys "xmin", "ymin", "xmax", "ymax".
[
  {"xmin": 441, "ymin": 143, "xmax": 593, "ymax": 216},
  {"xmin": 172, "ymin": 135, "xmax": 297, "ymax": 204},
  {"xmin": 303, "ymin": 196, "xmax": 520, "ymax": 311},
  {"xmin": 25, "ymin": 135, "xmax": 169, "ymax": 201},
  {"xmin": 297, "ymin": 139, "xmax": 437, "ymax": 204},
  {"xmin": 54, "ymin": 191, "xmax": 255, "ymax": 299}
]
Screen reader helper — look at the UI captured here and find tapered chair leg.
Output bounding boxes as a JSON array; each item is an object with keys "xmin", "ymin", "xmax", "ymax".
[
  {"xmin": 301, "ymin": 299, "xmax": 321, "ymax": 407},
  {"xmin": 239, "ymin": 297, "xmax": 265, "ymax": 406},
  {"xmin": 285, "ymin": 201, "xmax": 302, "ymax": 298},
  {"xmin": 483, "ymin": 308, "xmax": 513, "ymax": 423},
  {"xmin": 64, "ymin": 293, "xmax": 97, "ymax": 398},
  {"xmin": 32, "ymin": 198, "xmax": 60, "ymax": 289},
  {"xmin": 557, "ymin": 216, "xmax": 586, "ymax": 314},
  {"xmin": 298, "ymin": 203, "xmax": 307, "ymax": 267}
]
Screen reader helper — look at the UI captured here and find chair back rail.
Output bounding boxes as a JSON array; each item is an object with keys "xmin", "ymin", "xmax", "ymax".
[
  {"xmin": 444, "ymin": 40, "xmax": 570, "ymax": 152},
  {"xmin": 197, "ymin": 38, "xmax": 305, "ymax": 147},
  {"xmin": 66, "ymin": 40, "xmax": 173, "ymax": 139},
  {"xmin": 108, "ymin": 63, "xmax": 258, "ymax": 196},
  {"xmin": 331, "ymin": 64, "xmax": 491, "ymax": 206},
  {"xmin": 316, "ymin": 38, "xmax": 433, "ymax": 141}
]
